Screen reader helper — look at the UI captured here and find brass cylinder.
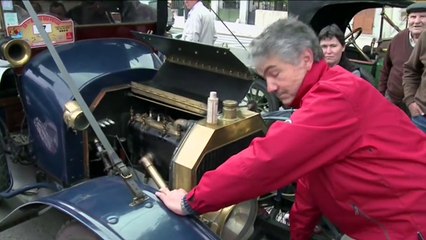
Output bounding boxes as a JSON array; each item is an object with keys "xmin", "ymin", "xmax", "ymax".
[
  {"xmin": 0, "ymin": 39, "xmax": 31, "ymax": 67},
  {"xmin": 222, "ymin": 100, "xmax": 238, "ymax": 120},
  {"xmin": 139, "ymin": 153, "xmax": 167, "ymax": 189},
  {"xmin": 63, "ymin": 101, "xmax": 89, "ymax": 131}
]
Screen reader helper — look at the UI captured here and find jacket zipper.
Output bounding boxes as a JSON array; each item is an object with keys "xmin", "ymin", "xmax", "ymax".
[{"xmin": 352, "ymin": 204, "xmax": 391, "ymax": 240}]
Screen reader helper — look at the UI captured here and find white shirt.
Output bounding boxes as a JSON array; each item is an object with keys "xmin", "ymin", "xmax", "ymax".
[
  {"xmin": 409, "ymin": 31, "xmax": 416, "ymax": 47},
  {"xmin": 183, "ymin": 1, "xmax": 216, "ymax": 45}
]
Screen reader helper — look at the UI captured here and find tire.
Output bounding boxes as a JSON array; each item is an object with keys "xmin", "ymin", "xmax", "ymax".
[
  {"xmin": 241, "ymin": 79, "xmax": 281, "ymax": 114},
  {"xmin": 56, "ymin": 220, "xmax": 100, "ymax": 240},
  {"xmin": 0, "ymin": 138, "xmax": 11, "ymax": 195}
]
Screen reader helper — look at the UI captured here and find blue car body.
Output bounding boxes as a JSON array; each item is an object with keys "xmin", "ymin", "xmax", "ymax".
[{"xmin": 0, "ymin": 38, "xmax": 219, "ymax": 239}]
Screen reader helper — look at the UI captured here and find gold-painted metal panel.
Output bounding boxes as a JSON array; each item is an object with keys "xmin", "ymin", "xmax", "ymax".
[
  {"xmin": 131, "ymin": 82, "xmax": 207, "ymax": 116},
  {"xmin": 172, "ymin": 124, "xmax": 214, "ymax": 189},
  {"xmin": 172, "ymin": 110, "xmax": 266, "ymax": 191},
  {"xmin": 131, "ymin": 94, "xmax": 204, "ymax": 117},
  {"xmin": 167, "ymin": 55, "xmax": 254, "ymax": 81}
]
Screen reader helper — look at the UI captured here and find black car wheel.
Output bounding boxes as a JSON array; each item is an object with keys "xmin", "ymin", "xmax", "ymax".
[{"xmin": 240, "ymin": 79, "xmax": 281, "ymax": 114}]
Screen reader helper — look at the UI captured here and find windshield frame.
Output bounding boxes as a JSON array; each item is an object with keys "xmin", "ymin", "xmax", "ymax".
[{"xmin": 0, "ymin": 0, "xmax": 168, "ymax": 37}]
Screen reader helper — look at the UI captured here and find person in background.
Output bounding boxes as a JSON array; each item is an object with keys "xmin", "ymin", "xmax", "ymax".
[
  {"xmin": 403, "ymin": 30, "xmax": 426, "ymax": 133},
  {"xmin": 156, "ymin": 18, "xmax": 426, "ymax": 239},
  {"xmin": 318, "ymin": 24, "xmax": 360, "ymax": 76},
  {"xmin": 67, "ymin": 1, "xmax": 111, "ymax": 25},
  {"xmin": 49, "ymin": 1, "xmax": 67, "ymax": 20},
  {"xmin": 121, "ymin": 1, "xmax": 156, "ymax": 23},
  {"xmin": 31, "ymin": 1, "xmax": 42, "ymax": 14},
  {"xmin": 182, "ymin": 0, "xmax": 216, "ymax": 45},
  {"xmin": 379, "ymin": 2, "xmax": 426, "ymax": 114}
]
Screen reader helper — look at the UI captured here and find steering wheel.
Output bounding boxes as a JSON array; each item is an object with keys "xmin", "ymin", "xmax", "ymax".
[
  {"xmin": 344, "ymin": 27, "xmax": 371, "ymax": 62},
  {"xmin": 345, "ymin": 27, "xmax": 363, "ymax": 42}
]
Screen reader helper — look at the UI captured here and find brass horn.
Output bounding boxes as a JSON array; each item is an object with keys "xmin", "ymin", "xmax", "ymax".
[{"xmin": 0, "ymin": 39, "xmax": 32, "ymax": 67}]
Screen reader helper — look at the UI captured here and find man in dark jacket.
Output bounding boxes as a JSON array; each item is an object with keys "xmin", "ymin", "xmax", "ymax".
[
  {"xmin": 157, "ymin": 18, "xmax": 426, "ymax": 239},
  {"xmin": 403, "ymin": 30, "xmax": 426, "ymax": 133},
  {"xmin": 379, "ymin": 2, "xmax": 426, "ymax": 114}
]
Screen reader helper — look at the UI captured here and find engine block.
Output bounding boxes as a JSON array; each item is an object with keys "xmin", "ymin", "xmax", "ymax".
[{"xmin": 86, "ymin": 81, "xmax": 266, "ymax": 191}]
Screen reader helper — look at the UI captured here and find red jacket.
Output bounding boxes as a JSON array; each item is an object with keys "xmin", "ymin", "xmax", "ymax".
[{"xmin": 187, "ymin": 61, "xmax": 426, "ymax": 239}]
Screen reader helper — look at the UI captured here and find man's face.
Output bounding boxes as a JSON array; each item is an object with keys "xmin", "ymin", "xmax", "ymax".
[
  {"xmin": 408, "ymin": 12, "xmax": 426, "ymax": 37},
  {"xmin": 320, "ymin": 37, "xmax": 344, "ymax": 67},
  {"xmin": 184, "ymin": 0, "xmax": 197, "ymax": 10},
  {"xmin": 255, "ymin": 51, "xmax": 313, "ymax": 107}
]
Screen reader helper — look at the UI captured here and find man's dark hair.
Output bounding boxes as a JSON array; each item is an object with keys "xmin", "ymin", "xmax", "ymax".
[
  {"xmin": 318, "ymin": 24, "xmax": 345, "ymax": 46},
  {"xmin": 318, "ymin": 24, "xmax": 360, "ymax": 73}
]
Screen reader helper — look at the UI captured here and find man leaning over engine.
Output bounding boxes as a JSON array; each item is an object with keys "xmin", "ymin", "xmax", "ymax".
[{"xmin": 156, "ymin": 18, "xmax": 426, "ymax": 240}]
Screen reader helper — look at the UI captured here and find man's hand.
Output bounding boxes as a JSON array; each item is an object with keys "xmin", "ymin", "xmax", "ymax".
[
  {"xmin": 155, "ymin": 187, "xmax": 188, "ymax": 215},
  {"xmin": 408, "ymin": 102, "xmax": 425, "ymax": 117}
]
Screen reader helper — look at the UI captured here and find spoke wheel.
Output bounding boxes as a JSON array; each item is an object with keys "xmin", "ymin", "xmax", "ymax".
[
  {"xmin": 56, "ymin": 220, "xmax": 100, "ymax": 240},
  {"xmin": 240, "ymin": 79, "xmax": 280, "ymax": 114}
]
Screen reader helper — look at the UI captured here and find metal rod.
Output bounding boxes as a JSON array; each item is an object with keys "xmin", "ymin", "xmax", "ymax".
[
  {"xmin": 207, "ymin": 6, "xmax": 248, "ymax": 51},
  {"xmin": 379, "ymin": 7, "xmax": 385, "ymax": 41}
]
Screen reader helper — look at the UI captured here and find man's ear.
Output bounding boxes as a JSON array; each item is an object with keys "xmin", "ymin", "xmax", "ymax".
[{"xmin": 301, "ymin": 49, "xmax": 314, "ymax": 69}]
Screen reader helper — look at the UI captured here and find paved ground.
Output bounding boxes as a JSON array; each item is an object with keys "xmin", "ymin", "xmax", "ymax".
[
  {"xmin": 0, "ymin": 197, "xmax": 69, "ymax": 240},
  {"xmin": 0, "ymin": 159, "xmax": 68, "ymax": 240},
  {"xmin": 0, "ymin": 208, "xmax": 68, "ymax": 240}
]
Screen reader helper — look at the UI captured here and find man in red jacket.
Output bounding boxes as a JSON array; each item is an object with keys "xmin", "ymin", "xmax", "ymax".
[{"xmin": 156, "ymin": 18, "xmax": 426, "ymax": 239}]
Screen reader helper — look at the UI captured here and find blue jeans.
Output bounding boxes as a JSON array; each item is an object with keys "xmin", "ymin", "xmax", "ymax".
[{"xmin": 412, "ymin": 115, "xmax": 426, "ymax": 133}]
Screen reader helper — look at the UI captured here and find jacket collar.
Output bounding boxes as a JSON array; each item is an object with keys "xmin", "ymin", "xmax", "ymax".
[{"xmin": 289, "ymin": 60, "xmax": 328, "ymax": 108}]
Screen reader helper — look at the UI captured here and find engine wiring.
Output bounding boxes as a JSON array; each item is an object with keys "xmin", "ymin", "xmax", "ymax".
[{"xmin": 0, "ymin": 116, "xmax": 34, "ymax": 166}]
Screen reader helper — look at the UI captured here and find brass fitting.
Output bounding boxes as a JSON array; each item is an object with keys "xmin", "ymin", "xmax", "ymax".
[
  {"xmin": 222, "ymin": 100, "xmax": 238, "ymax": 120},
  {"xmin": 63, "ymin": 101, "xmax": 89, "ymax": 131}
]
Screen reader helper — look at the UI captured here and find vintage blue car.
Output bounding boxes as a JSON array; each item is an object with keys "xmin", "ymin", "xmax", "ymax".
[{"xmin": 0, "ymin": 1, "xmax": 415, "ymax": 240}]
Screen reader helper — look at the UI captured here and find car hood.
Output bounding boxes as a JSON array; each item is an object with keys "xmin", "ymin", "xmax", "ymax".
[{"xmin": 133, "ymin": 32, "xmax": 255, "ymax": 109}]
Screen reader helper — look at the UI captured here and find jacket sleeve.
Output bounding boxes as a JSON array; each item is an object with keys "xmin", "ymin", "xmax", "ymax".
[
  {"xmin": 186, "ymin": 81, "xmax": 360, "ymax": 214},
  {"xmin": 403, "ymin": 32, "xmax": 425, "ymax": 105},
  {"xmin": 378, "ymin": 42, "xmax": 393, "ymax": 95},
  {"xmin": 290, "ymin": 178, "xmax": 321, "ymax": 240}
]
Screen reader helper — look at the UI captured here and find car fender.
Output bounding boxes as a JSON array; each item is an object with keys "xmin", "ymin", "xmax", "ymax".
[{"xmin": 10, "ymin": 176, "xmax": 219, "ymax": 240}]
